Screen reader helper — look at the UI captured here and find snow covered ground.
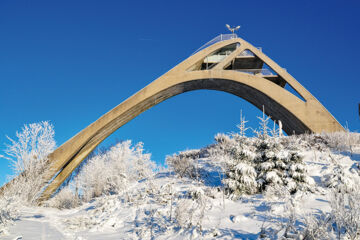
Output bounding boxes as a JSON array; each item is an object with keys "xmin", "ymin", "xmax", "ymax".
[
  {"xmin": 1, "ymin": 131, "xmax": 360, "ymax": 239},
  {"xmin": 2, "ymin": 148, "xmax": 360, "ymax": 239}
]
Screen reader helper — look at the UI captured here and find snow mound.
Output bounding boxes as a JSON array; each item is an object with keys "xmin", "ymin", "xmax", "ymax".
[{"xmin": 1, "ymin": 132, "xmax": 360, "ymax": 239}]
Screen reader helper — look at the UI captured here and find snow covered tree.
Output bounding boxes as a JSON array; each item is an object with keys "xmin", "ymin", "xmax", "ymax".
[
  {"xmin": 2, "ymin": 121, "xmax": 56, "ymax": 204},
  {"xmin": 236, "ymin": 110, "xmax": 248, "ymax": 137},
  {"xmin": 5, "ymin": 121, "xmax": 56, "ymax": 174},
  {"xmin": 213, "ymin": 134, "xmax": 258, "ymax": 198},
  {"xmin": 254, "ymin": 137, "xmax": 312, "ymax": 194},
  {"xmin": 254, "ymin": 106, "xmax": 271, "ymax": 140},
  {"xmin": 208, "ymin": 113, "xmax": 314, "ymax": 199}
]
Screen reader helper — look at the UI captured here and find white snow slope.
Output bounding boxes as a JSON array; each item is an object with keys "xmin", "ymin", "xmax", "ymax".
[{"xmin": 1, "ymin": 135, "xmax": 360, "ymax": 240}]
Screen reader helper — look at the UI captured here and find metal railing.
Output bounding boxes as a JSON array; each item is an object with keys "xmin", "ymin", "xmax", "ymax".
[
  {"xmin": 191, "ymin": 34, "xmax": 238, "ymax": 55},
  {"xmin": 236, "ymin": 68, "xmax": 276, "ymax": 76},
  {"xmin": 238, "ymin": 49, "xmax": 254, "ymax": 57}
]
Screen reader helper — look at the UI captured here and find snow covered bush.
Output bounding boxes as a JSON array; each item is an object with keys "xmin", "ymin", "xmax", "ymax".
[
  {"xmin": 329, "ymin": 185, "xmax": 360, "ymax": 239},
  {"xmin": 175, "ymin": 187, "xmax": 207, "ymax": 231},
  {"xmin": 298, "ymin": 131, "xmax": 360, "ymax": 153},
  {"xmin": 299, "ymin": 213, "xmax": 332, "ymax": 240},
  {"xmin": 166, "ymin": 149, "xmax": 200, "ymax": 178},
  {"xmin": 65, "ymin": 140, "xmax": 155, "ymax": 202},
  {"xmin": 297, "ymin": 185, "xmax": 360, "ymax": 240},
  {"xmin": 281, "ymin": 134, "xmax": 308, "ymax": 151},
  {"xmin": 298, "ymin": 134, "xmax": 330, "ymax": 151},
  {"xmin": 320, "ymin": 153, "xmax": 360, "ymax": 192},
  {"xmin": 0, "ymin": 196, "xmax": 18, "ymax": 235},
  {"xmin": 47, "ymin": 187, "xmax": 80, "ymax": 209},
  {"xmin": 2, "ymin": 121, "xmax": 56, "ymax": 204},
  {"xmin": 320, "ymin": 131, "xmax": 360, "ymax": 153}
]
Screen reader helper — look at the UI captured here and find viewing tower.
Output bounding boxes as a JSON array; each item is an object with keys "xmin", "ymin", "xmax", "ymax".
[{"xmin": 1, "ymin": 28, "xmax": 345, "ymax": 202}]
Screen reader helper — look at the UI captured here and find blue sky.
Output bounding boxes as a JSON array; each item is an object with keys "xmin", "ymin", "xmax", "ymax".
[{"xmin": 1, "ymin": 0, "xmax": 359, "ymax": 185}]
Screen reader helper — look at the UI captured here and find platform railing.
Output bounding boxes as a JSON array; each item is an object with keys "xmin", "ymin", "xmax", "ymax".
[
  {"xmin": 238, "ymin": 49, "xmax": 254, "ymax": 56},
  {"xmin": 191, "ymin": 34, "xmax": 238, "ymax": 55},
  {"xmin": 235, "ymin": 68, "xmax": 276, "ymax": 76}
]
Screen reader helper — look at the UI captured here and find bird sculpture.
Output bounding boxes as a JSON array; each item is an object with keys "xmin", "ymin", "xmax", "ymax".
[{"xmin": 226, "ymin": 24, "xmax": 240, "ymax": 34}]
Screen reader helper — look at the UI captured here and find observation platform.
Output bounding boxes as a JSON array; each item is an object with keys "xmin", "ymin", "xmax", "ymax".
[{"xmin": 191, "ymin": 34, "xmax": 286, "ymax": 87}]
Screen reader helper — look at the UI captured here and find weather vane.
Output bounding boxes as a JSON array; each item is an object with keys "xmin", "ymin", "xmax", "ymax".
[{"xmin": 226, "ymin": 24, "xmax": 240, "ymax": 34}]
